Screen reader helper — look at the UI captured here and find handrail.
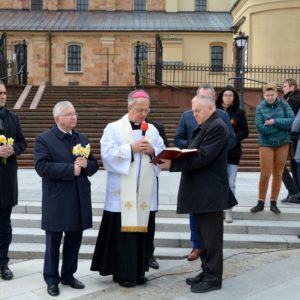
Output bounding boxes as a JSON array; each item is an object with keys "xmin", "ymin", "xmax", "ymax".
[
  {"xmin": 228, "ymin": 77, "xmax": 268, "ymax": 85},
  {"xmin": 0, "ymin": 63, "xmax": 25, "ymax": 82},
  {"xmin": 136, "ymin": 64, "xmax": 194, "ymax": 95}
]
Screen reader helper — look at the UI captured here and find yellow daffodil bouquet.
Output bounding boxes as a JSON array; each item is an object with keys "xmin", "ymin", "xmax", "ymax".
[
  {"xmin": 72, "ymin": 143, "xmax": 90, "ymax": 158},
  {"xmin": 0, "ymin": 134, "xmax": 14, "ymax": 165}
]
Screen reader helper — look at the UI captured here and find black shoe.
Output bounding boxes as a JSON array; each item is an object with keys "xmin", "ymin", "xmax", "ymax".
[
  {"xmin": 281, "ymin": 194, "xmax": 293, "ymax": 203},
  {"xmin": 191, "ymin": 281, "xmax": 222, "ymax": 293},
  {"xmin": 186, "ymin": 272, "xmax": 204, "ymax": 285},
  {"xmin": 0, "ymin": 266, "xmax": 13, "ymax": 280},
  {"xmin": 113, "ymin": 275, "xmax": 136, "ymax": 288},
  {"xmin": 270, "ymin": 202, "xmax": 281, "ymax": 214},
  {"xmin": 137, "ymin": 277, "xmax": 148, "ymax": 285},
  {"xmin": 47, "ymin": 284, "xmax": 59, "ymax": 296},
  {"xmin": 250, "ymin": 201, "xmax": 264, "ymax": 213},
  {"xmin": 61, "ymin": 278, "xmax": 85, "ymax": 289},
  {"xmin": 149, "ymin": 256, "xmax": 159, "ymax": 269},
  {"xmin": 282, "ymin": 194, "xmax": 300, "ymax": 204}
]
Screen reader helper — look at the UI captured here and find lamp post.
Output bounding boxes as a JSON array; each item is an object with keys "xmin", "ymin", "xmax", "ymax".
[{"xmin": 234, "ymin": 31, "xmax": 247, "ymax": 109}]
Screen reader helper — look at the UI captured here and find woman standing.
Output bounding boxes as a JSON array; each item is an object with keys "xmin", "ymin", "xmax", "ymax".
[
  {"xmin": 216, "ymin": 86, "xmax": 249, "ymax": 223},
  {"xmin": 251, "ymin": 83, "xmax": 294, "ymax": 214}
]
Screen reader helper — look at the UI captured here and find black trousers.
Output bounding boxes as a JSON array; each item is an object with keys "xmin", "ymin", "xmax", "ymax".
[
  {"xmin": 0, "ymin": 207, "xmax": 12, "ymax": 267},
  {"xmin": 194, "ymin": 212, "xmax": 223, "ymax": 285},
  {"xmin": 147, "ymin": 211, "xmax": 156, "ymax": 260},
  {"xmin": 282, "ymin": 159, "xmax": 299, "ymax": 195},
  {"xmin": 43, "ymin": 230, "xmax": 83, "ymax": 285}
]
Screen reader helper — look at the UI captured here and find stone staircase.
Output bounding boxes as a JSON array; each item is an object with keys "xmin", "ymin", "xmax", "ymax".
[
  {"xmin": 9, "ymin": 200, "xmax": 300, "ymax": 259},
  {"xmin": 6, "ymin": 85, "xmax": 261, "ymax": 171}
]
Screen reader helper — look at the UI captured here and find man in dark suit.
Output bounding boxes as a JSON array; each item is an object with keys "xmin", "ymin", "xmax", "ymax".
[
  {"xmin": 161, "ymin": 87, "xmax": 237, "ymax": 293},
  {"xmin": 34, "ymin": 101, "xmax": 98, "ymax": 296},
  {"xmin": 0, "ymin": 80, "xmax": 27, "ymax": 281}
]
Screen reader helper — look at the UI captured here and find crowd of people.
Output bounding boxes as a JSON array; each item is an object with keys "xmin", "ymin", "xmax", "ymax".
[{"xmin": 0, "ymin": 78, "xmax": 300, "ymax": 295}]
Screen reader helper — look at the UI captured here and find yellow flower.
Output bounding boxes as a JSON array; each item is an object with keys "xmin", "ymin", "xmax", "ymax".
[
  {"xmin": 7, "ymin": 138, "xmax": 14, "ymax": 146},
  {"xmin": 72, "ymin": 143, "xmax": 91, "ymax": 158},
  {"xmin": 79, "ymin": 147, "xmax": 85, "ymax": 156},
  {"xmin": 84, "ymin": 144, "xmax": 91, "ymax": 158},
  {"xmin": 0, "ymin": 135, "xmax": 7, "ymax": 144}
]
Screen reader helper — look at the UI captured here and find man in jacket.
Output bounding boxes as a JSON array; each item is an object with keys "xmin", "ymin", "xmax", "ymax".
[
  {"xmin": 162, "ymin": 86, "xmax": 237, "ymax": 293},
  {"xmin": 281, "ymin": 78, "xmax": 300, "ymax": 203},
  {"xmin": 174, "ymin": 84, "xmax": 236, "ymax": 261},
  {"xmin": 0, "ymin": 81, "xmax": 27, "ymax": 281},
  {"xmin": 34, "ymin": 101, "xmax": 98, "ymax": 296}
]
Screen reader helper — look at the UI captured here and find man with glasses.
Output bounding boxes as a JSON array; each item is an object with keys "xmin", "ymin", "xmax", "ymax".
[
  {"xmin": 34, "ymin": 101, "xmax": 98, "ymax": 296},
  {"xmin": 91, "ymin": 89, "xmax": 164, "ymax": 288},
  {"xmin": 0, "ymin": 80, "xmax": 27, "ymax": 281}
]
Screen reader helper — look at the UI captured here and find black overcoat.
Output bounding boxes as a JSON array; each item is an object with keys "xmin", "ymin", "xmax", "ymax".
[
  {"xmin": 0, "ymin": 108, "xmax": 27, "ymax": 208},
  {"xmin": 34, "ymin": 125, "xmax": 99, "ymax": 232},
  {"xmin": 170, "ymin": 112, "xmax": 237, "ymax": 214}
]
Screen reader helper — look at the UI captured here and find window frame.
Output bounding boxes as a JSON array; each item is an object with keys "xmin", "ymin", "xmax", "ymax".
[
  {"xmin": 134, "ymin": 0, "xmax": 147, "ymax": 11},
  {"xmin": 210, "ymin": 45, "xmax": 224, "ymax": 72},
  {"xmin": 195, "ymin": 0, "xmax": 207, "ymax": 12},
  {"xmin": 66, "ymin": 43, "xmax": 83, "ymax": 73},
  {"xmin": 76, "ymin": 0, "xmax": 89, "ymax": 11},
  {"xmin": 31, "ymin": 0, "xmax": 43, "ymax": 11}
]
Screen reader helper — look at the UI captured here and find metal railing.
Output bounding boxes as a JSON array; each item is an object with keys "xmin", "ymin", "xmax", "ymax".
[{"xmin": 145, "ymin": 63, "xmax": 300, "ymax": 88}]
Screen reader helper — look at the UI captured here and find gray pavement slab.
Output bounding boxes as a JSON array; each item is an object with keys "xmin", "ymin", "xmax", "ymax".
[{"xmin": 18, "ymin": 170, "xmax": 289, "ymax": 207}]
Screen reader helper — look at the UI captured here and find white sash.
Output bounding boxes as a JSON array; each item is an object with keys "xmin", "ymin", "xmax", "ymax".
[{"xmin": 116, "ymin": 114, "xmax": 154, "ymax": 232}]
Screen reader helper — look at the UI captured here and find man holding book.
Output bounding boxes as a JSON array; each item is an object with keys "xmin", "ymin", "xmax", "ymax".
[{"xmin": 160, "ymin": 89, "xmax": 237, "ymax": 293}]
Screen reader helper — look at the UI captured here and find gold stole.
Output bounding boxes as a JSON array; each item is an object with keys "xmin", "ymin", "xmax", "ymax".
[{"xmin": 116, "ymin": 114, "xmax": 154, "ymax": 232}]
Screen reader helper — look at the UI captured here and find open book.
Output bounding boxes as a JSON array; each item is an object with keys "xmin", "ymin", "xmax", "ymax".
[{"xmin": 151, "ymin": 147, "xmax": 197, "ymax": 165}]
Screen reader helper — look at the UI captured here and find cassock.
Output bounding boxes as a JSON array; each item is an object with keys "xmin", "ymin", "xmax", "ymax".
[{"xmin": 91, "ymin": 114, "xmax": 164, "ymax": 282}]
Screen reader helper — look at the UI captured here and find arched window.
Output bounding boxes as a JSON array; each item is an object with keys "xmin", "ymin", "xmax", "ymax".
[
  {"xmin": 134, "ymin": 0, "xmax": 147, "ymax": 11},
  {"xmin": 67, "ymin": 44, "xmax": 82, "ymax": 72},
  {"xmin": 195, "ymin": 0, "xmax": 207, "ymax": 12},
  {"xmin": 31, "ymin": 0, "xmax": 43, "ymax": 10},
  {"xmin": 77, "ymin": 0, "xmax": 89, "ymax": 11},
  {"xmin": 211, "ymin": 46, "xmax": 223, "ymax": 72}
]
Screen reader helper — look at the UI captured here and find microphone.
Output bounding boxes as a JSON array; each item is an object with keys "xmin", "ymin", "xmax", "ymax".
[{"xmin": 140, "ymin": 121, "xmax": 149, "ymax": 136}]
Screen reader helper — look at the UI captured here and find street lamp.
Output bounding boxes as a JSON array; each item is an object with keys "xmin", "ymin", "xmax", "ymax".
[{"xmin": 234, "ymin": 31, "xmax": 247, "ymax": 109}]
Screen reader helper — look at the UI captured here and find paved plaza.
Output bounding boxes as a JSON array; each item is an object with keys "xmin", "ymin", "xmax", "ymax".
[{"xmin": 1, "ymin": 170, "xmax": 300, "ymax": 299}]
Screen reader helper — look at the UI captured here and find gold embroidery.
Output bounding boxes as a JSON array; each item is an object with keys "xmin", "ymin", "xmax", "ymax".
[
  {"xmin": 140, "ymin": 201, "xmax": 148, "ymax": 211},
  {"xmin": 123, "ymin": 201, "xmax": 133, "ymax": 210}
]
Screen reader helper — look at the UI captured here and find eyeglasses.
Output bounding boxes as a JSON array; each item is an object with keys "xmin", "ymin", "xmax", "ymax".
[
  {"xmin": 134, "ymin": 108, "xmax": 151, "ymax": 114},
  {"xmin": 61, "ymin": 113, "xmax": 78, "ymax": 118}
]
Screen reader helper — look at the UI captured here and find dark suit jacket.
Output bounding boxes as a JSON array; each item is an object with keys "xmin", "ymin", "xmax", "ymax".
[
  {"xmin": 171, "ymin": 112, "xmax": 237, "ymax": 214},
  {"xmin": 174, "ymin": 109, "xmax": 236, "ymax": 149},
  {"xmin": 34, "ymin": 125, "xmax": 98, "ymax": 232},
  {"xmin": 0, "ymin": 108, "xmax": 27, "ymax": 208}
]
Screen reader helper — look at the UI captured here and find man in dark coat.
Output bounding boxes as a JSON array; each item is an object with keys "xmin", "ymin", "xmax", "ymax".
[
  {"xmin": 174, "ymin": 99, "xmax": 236, "ymax": 261},
  {"xmin": 34, "ymin": 101, "xmax": 98, "ymax": 296},
  {"xmin": 0, "ymin": 81, "xmax": 27, "ymax": 281},
  {"xmin": 281, "ymin": 78, "xmax": 300, "ymax": 203},
  {"xmin": 160, "ymin": 87, "xmax": 237, "ymax": 293}
]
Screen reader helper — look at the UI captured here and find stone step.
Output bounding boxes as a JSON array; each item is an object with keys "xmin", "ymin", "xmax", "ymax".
[
  {"xmin": 13, "ymin": 202, "xmax": 300, "ymax": 221},
  {"xmin": 10, "ymin": 213, "xmax": 300, "ymax": 236},
  {"xmin": 9, "ymin": 230, "xmax": 300, "ymax": 260},
  {"xmin": 9, "ymin": 243, "xmax": 190, "ymax": 260}
]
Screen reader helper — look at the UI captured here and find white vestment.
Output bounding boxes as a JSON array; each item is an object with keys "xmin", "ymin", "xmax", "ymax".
[{"xmin": 100, "ymin": 114, "xmax": 164, "ymax": 232}]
